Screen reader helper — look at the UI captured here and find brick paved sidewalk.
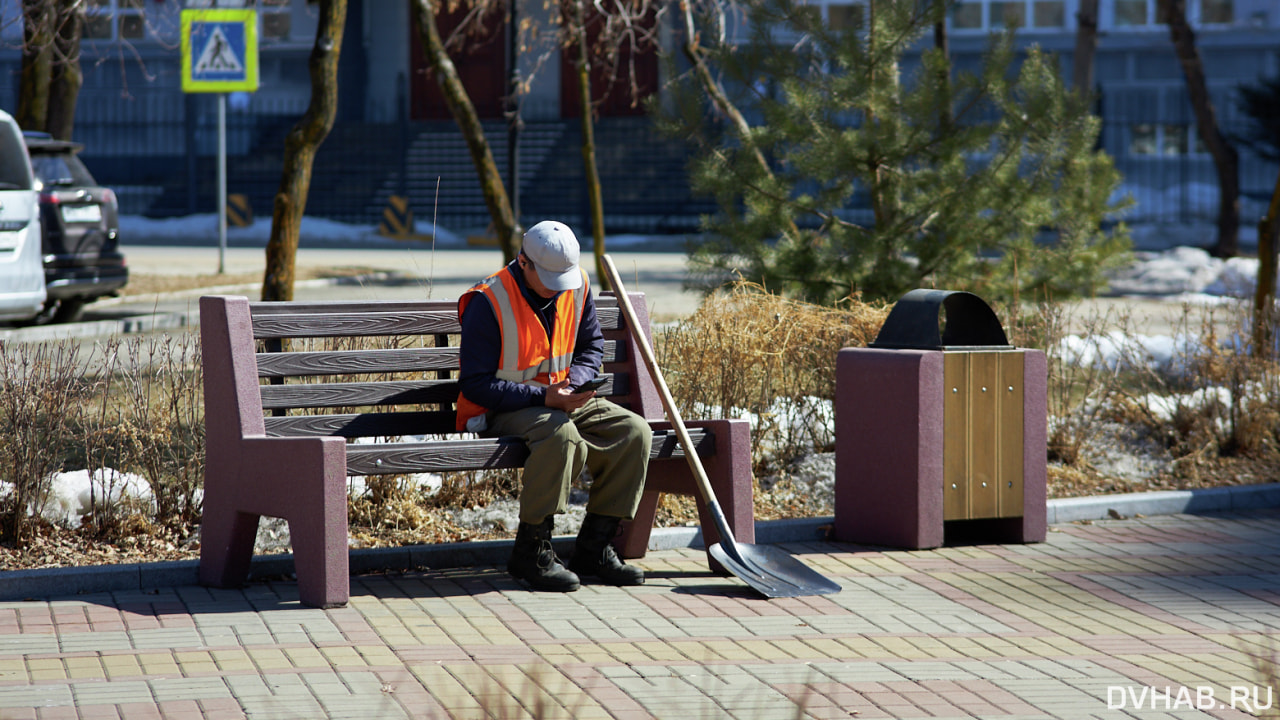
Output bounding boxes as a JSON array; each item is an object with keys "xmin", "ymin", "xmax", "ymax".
[{"xmin": 3, "ymin": 510, "xmax": 1279, "ymax": 719}]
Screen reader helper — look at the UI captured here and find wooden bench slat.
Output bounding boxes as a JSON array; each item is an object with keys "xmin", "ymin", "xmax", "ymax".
[
  {"xmin": 249, "ymin": 300, "xmax": 458, "ymax": 315},
  {"xmin": 264, "ymin": 410, "xmax": 457, "ymax": 438},
  {"xmin": 248, "ymin": 301, "xmax": 622, "ymax": 339},
  {"xmin": 255, "ymin": 341, "xmax": 625, "ymax": 378},
  {"xmin": 253, "ymin": 312, "xmax": 460, "ymax": 339},
  {"xmin": 344, "ymin": 428, "xmax": 712, "ymax": 475},
  {"xmin": 248, "ymin": 297, "xmax": 622, "ymax": 314},
  {"xmin": 259, "ymin": 375, "xmax": 624, "ymax": 412},
  {"xmin": 257, "ymin": 347, "xmax": 459, "ymax": 377},
  {"xmin": 260, "ymin": 379, "xmax": 459, "ymax": 410}
]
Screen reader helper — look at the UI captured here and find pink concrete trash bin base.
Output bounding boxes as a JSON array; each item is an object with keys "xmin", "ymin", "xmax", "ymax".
[{"xmin": 833, "ymin": 348, "xmax": 1047, "ymax": 550}]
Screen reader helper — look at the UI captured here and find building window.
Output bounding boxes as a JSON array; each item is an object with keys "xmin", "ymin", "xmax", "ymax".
[
  {"xmin": 185, "ymin": 0, "xmax": 292, "ymax": 40},
  {"xmin": 260, "ymin": 0, "xmax": 291, "ymax": 40},
  {"xmin": 951, "ymin": 0, "xmax": 1065, "ymax": 31},
  {"xmin": 1114, "ymin": 0, "xmax": 1149, "ymax": 26},
  {"xmin": 953, "ymin": 1, "xmax": 983, "ymax": 28},
  {"xmin": 1130, "ymin": 124, "xmax": 1205, "ymax": 156},
  {"xmin": 990, "ymin": 1, "xmax": 1026, "ymax": 28},
  {"xmin": 85, "ymin": 0, "xmax": 146, "ymax": 41},
  {"xmin": 1201, "ymin": 0, "xmax": 1233, "ymax": 23},
  {"xmin": 828, "ymin": 3, "xmax": 865, "ymax": 31},
  {"xmin": 1111, "ymin": 0, "xmax": 1230, "ymax": 27},
  {"xmin": 1032, "ymin": 0, "xmax": 1065, "ymax": 27}
]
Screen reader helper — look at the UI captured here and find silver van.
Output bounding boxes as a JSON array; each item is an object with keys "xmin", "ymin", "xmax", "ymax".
[{"xmin": 0, "ymin": 109, "xmax": 45, "ymax": 322}]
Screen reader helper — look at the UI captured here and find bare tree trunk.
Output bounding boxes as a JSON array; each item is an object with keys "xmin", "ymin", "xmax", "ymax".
[
  {"xmin": 867, "ymin": 0, "xmax": 900, "ymax": 233},
  {"xmin": 46, "ymin": 0, "xmax": 83, "ymax": 141},
  {"xmin": 678, "ymin": 0, "xmax": 801, "ymax": 243},
  {"xmin": 262, "ymin": 0, "xmax": 347, "ymax": 301},
  {"xmin": 1255, "ymin": 168, "xmax": 1280, "ymax": 358},
  {"xmin": 570, "ymin": 0, "xmax": 608, "ymax": 288},
  {"xmin": 410, "ymin": 0, "xmax": 519, "ymax": 263},
  {"xmin": 16, "ymin": 0, "xmax": 54, "ymax": 132},
  {"xmin": 1162, "ymin": 0, "xmax": 1239, "ymax": 257},
  {"xmin": 932, "ymin": 1, "xmax": 950, "ymax": 133},
  {"xmin": 1073, "ymin": 0, "xmax": 1099, "ymax": 96}
]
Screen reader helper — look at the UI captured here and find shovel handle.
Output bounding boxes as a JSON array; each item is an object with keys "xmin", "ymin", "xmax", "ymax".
[{"xmin": 601, "ymin": 255, "xmax": 737, "ymax": 545}]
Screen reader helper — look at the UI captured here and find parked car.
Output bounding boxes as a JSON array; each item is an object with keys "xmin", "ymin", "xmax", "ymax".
[
  {"xmin": 0, "ymin": 111, "xmax": 45, "ymax": 323},
  {"xmin": 23, "ymin": 130, "xmax": 127, "ymax": 324}
]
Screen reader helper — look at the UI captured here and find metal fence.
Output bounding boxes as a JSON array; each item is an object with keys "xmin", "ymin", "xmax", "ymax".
[
  {"xmin": 1101, "ymin": 84, "xmax": 1277, "ymax": 230},
  {"xmin": 67, "ymin": 83, "xmax": 1278, "ymax": 239}
]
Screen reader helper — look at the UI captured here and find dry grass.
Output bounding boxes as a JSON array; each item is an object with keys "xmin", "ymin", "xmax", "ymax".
[{"xmin": 658, "ymin": 281, "xmax": 890, "ymax": 476}]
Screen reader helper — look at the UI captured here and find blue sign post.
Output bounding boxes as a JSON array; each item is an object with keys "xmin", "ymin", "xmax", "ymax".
[{"xmin": 182, "ymin": 9, "xmax": 259, "ymax": 273}]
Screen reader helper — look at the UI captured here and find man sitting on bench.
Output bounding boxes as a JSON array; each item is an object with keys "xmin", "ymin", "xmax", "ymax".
[{"xmin": 456, "ymin": 220, "xmax": 651, "ymax": 592}]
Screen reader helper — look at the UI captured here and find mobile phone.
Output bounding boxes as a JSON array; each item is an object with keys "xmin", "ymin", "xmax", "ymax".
[{"xmin": 576, "ymin": 376, "xmax": 608, "ymax": 393}]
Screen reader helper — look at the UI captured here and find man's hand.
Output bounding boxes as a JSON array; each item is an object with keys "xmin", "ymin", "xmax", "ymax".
[{"xmin": 544, "ymin": 379, "xmax": 594, "ymax": 412}]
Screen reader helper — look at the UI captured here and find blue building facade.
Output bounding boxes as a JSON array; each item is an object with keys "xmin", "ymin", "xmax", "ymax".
[{"xmin": 0, "ymin": 0, "xmax": 1274, "ymax": 238}]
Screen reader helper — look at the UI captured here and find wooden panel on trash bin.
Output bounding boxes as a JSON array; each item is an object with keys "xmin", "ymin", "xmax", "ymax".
[
  {"xmin": 999, "ymin": 352, "xmax": 1025, "ymax": 517},
  {"xmin": 943, "ymin": 353, "xmax": 968, "ymax": 520},
  {"xmin": 968, "ymin": 352, "xmax": 1000, "ymax": 519}
]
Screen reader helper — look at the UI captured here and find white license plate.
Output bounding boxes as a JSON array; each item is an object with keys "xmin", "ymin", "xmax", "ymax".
[{"xmin": 61, "ymin": 204, "xmax": 102, "ymax": 223}]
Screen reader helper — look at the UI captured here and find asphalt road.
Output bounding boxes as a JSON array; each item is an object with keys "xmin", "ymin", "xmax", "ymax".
[
  {"xmin": 0, "ymin": 242, "xmax": 1237, "ymax": 344},
  {"xmin": 92, "ymin": 244, "xmax": 704, "ymax": 323}
]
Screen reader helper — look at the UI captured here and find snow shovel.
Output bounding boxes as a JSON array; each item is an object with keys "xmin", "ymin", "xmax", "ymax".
[{"xmin": 602, "ymin": 255, "xmax": 841, "ymax": 598}]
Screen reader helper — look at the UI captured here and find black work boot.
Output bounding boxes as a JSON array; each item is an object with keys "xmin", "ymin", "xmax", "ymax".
[
  {"xmin": 508, "ymin": 518, "xmax": 580, "ymax": 592},
  {"xmin": 569, "ymin": 513, "xmax": 645, "ymax": 586}
]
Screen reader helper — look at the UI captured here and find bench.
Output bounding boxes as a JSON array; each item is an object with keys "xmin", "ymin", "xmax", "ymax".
[{"xmin": 198, "ymin": 292, "xmax": 754, "ymax": 608}]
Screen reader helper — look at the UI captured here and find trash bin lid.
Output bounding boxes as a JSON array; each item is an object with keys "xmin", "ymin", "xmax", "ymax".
[{"xmin": 870, "ymin": 289, "xmax": 1013, "ymax": 350}]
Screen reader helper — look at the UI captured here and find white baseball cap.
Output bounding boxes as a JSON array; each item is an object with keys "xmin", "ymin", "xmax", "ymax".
[{"xmin": 521, "ymin": 220, "xmax": 583, "ymax": 292}]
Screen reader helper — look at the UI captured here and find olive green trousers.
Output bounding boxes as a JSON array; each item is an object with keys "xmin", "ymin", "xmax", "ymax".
[{"xmin": 485, "ymin": 399, "xmax": 651, "ymax": 525}]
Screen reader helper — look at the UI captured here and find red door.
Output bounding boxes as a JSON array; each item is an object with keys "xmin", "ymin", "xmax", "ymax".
[
  {"xmin": 559, "ymin": 4, "xmax": 658, "ymax": 119},
  {"xmin": 409, "ymin": 2, "xmax": 508, "ymax": 120}
]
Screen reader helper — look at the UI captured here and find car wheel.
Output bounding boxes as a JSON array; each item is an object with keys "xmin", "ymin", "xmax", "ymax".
[{"xmin": 23, "ymin": 297, "xmax": 86, "ymax": 326}]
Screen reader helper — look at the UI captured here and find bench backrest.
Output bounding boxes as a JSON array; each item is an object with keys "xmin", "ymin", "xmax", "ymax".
[{"xmin": 199, "ymin": 292, "xmax": 665, "ymax": 446}]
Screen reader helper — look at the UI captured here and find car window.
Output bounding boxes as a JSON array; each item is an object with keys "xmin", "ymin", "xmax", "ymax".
[
  {"xmin": 0, "ymin": 129, "xmax": 33, "ymax": 190},
  {"xmin": 30, "ymin": 153, "xmax": 96, "ymax": 187}
]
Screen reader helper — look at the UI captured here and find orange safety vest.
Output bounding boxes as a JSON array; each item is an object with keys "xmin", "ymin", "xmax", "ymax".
[{"xmin": 455, "ymin": 266, "xmax": 590, "ymax": 431}]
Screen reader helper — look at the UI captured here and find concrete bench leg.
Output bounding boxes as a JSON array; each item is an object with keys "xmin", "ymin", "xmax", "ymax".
[
  {"xmin": 199, "ymin": 436, "xmax": 350, "ymax": 609},
  {"xmin": 198, "ymin": 505, "xmax": 261, "ymax": 591},
  {"xmin": 619, "ymin": 419, "xmax": 754, "ymax": 574}
]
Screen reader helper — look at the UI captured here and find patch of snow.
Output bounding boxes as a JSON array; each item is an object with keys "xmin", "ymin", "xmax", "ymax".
[
  {"xmin": 5, "ymin": 469, "xmax": 157, "ymax": 527},
  {"xmin": 1106, "ymin": 246, "xmax": 1223, "ymax": 296},
  {"xmin": 1056, "ymin": 330, "xmax": 1201, "ymax": 373}
]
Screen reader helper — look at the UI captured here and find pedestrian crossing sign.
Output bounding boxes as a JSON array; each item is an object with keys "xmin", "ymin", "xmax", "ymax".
[{"xmin": 181, "ymin": 9, "xmax": 259, "ymax": 93}]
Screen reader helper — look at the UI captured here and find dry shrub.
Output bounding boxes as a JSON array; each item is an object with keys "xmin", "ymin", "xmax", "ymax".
[
  {"xmin": 0, "ymin": 341, "xmax": 86, "ymax": 546},
  {"xmin": 426, "ymin": 469, "xmax": 521, "ymax": 509},
  {"xmin": 114, "ymin": 334, "xmax": 205, "ymax": 527},
  {"xmin": 0, "ymin": 334, "xmax": 205, "ymax": 547},
  {"xmin": 1044, "ymin": 294, "xmax": 1280, "ymax": 492},
  {"xmin": 347, "ymin": 475, "xmax": 436, "ymax": 533},
  {"xmin": 1040, "ymin": 301, "xmax": 1131, "ymax": 468},
  {"xmin": 657, "ymin": 281, "xmax": 889, "ymax": 475},
  {"xmin": 1156, "ymin": 307, "xmax": 1280, "ymax": 461}
]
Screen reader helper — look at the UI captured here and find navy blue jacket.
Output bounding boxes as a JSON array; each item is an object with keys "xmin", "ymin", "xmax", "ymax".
[{"xmin": 458, "ymin": 259, "xmax": 604, "ymax": 413}]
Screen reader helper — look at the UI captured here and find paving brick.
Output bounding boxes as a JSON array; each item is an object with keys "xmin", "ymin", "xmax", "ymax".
[{"xmin": 5, "ymin": 509, "xmax": 1280, "ymax": 718}]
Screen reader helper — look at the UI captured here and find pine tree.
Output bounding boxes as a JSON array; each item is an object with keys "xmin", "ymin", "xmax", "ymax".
[{"xmin": 664, "ymin": 0, "xmax": 1130, "ymax": 305}]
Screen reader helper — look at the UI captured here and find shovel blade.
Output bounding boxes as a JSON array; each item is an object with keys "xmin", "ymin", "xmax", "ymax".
[{"xmin": 709, "ymin": 542, "xmax": 841, "ymax": 598}]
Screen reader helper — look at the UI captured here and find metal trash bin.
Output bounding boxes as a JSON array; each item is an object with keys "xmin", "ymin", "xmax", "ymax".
[{"xmin": 833, "ymin": 289, "xmax": 1047, "ymax": 549}]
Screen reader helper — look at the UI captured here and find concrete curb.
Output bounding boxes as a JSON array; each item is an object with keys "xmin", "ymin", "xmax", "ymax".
[
  {"xmin": 3, "ymin": 484, "xmax": 1278, "ymax": 602},
  {"xmin": 0, "ymin": 311, "xmax": 193, "ymax": 343},
  {"xmin": 1046, "ymin": 482, "xmax": 1280, "ymax": 523},
  {"xmin": 0, "ymin": 275, "xmax": 374, "ymax": 344}
]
